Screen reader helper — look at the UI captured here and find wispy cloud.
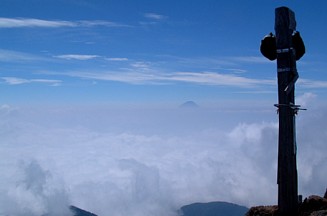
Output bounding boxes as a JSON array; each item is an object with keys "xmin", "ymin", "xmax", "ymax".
[
  {"xmin": 0, "ymin": 49, "xmax": 46, "ymax": 62},
  {"xmin": 0, "ymin": 17, "xmax": 129, "ymax": 28},
  {"xmin": 58, "ymin": 70, "xmax": 275, "ymax": 87},
  {"xmin": 65, "ymin": 71, "xmax": 159, "ymax": 84},
  {"xmin": 298, "ymin": 78, "xmax": 327, "ymax": 89},
  {"xmin": 144, "ymin": 13, "xmax": 167, "ymax": 20},
  {"xmin": 77, "ymin": 20, "xmax": 129, "ymax": 27},
  {"xmin": 0, "ymin": 49, "xmax": 120, "ymax": 62},
  {"xmin": 0, "ymin": 18, "xmax": 75, "ymax": 28},
  {"xmin": 105, "ymin": 57, "xmax": 129, "ymax": 61},
  {"xmin": 153, "ymin": 55, "xmax": 273, "ymax": 73},
  {"xmin": 130, "ymin": 61, "xmax": 151, "ymax": 70},
  {"xmin": 164, "ymin": 71, "xmax": 274, "ymax": 87},
  {"xmin": 54, "ymin": 54, "xmax": 100, "ymax": 60},
  {"xmin": 296, "ymin": 92, "xmax": 317, "ymax": 107},
  {"xmin": 227, "ymin": 56, "xmax": 275, "ymax": 64},
  {"xmin": 2, "ymin": 77, "xmax": 62, "ymax": 86}
]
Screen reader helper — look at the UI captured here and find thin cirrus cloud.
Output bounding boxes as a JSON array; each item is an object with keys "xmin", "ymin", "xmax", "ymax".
[
  {"xmin": 54, "ymin": 54, "xmax": 100, "ymax": 61},
  {"xmin": 2, "ymin": 77, "xmax": 62, "ymax": 86},
  {"xmin": 298, "ymin": 78, "xmax": 327, "ymax": 89},
  {"xmin": 228, "ymin": 56, "xmax": 276, "ymax": 64},
  {"xmin": 56, "ymin": 55, "xmax": 131, "ymax": 61},
  {"xmin": 64, "ymin": 70, "xmax": 275, "ymax": 87},
  {"xmin": 0, "ymin": 17, "xmax": 129, "ymax": 28},
  {"xmin": 165, "ymin": 72, "xmax": 274, "ymax": 87},
  {"xmin": 62, "ymin": 68, "xmax": 327, "ymax": 89},
  {"xmin": 144, "ymin": 13, "xmax": 167, "ymax": 20},
  {"xmin": 0, "ymin": 49, "xmax": 117, "ymax": 62},
  {"xmin": 105, "ymin": 57, "xmax": 129, "ymax": 61},
  {"xmin": 0, "ymin": 49, "xmax": 47, "ymax": 62}
]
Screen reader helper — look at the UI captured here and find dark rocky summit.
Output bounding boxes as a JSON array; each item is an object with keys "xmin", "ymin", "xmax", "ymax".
[
  {"xmin": 246, "ymin": 193, "xmax": 327, "ymax": 216},
  {"xmin": 299, "ymin": 195, "xmax": 327, "ymax": 216}
]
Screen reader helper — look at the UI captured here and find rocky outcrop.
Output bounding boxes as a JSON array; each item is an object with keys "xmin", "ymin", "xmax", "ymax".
[
  {"xmin": 246, "ymin": 194, "xmax": 327, "ymax": 216},
  {"xmin": 299, "ymin": 195, "xmax": 327, "ymax": 216},
  {"xmin": 309, "ymin": 210, "xmax": 327, "ymax": 216},
  {"xmin": 245, "ymin": 205, "xmax": 278, "ymax": 216}
]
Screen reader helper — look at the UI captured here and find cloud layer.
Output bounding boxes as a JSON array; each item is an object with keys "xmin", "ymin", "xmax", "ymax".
[
  {"xmin": 0, "ymin": 97, "xmax": 326, "ymax": 215},
  {"xmin": 0, "ymin": 160, "xmax": 72, "ymax": 216}
]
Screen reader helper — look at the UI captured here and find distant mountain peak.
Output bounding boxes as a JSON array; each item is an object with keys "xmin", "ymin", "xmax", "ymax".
[
  {"xmin": 181, "ymin": 201, "xmax": 248, "ymax": 216},
  {"xmin": 180, "ymin": 101, "xmax": 199, "ymax": 108}
]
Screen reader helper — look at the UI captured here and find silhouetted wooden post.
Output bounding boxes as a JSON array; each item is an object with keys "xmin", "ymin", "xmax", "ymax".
[
  {"xmin": 261, "ymin": 6, "xmax": 305, "ymax": 216},
  {"xmin": 275, "ymin": 7, "xmax": 298, "ymax": 216}
]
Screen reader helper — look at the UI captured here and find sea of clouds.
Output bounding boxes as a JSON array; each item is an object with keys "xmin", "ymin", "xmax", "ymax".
[{"xmin": 0, "ymin": 93, "xmax": 326, "ymax": 216}]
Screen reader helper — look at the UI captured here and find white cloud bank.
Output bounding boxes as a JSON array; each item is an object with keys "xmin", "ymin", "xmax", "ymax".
[
  {"xmin": 0, "ymin": 95, "xmax": 326, "ymax": 215},
  {"xmin": 0, "ymin": 160, "xmax": 72, "ymax": 216}
]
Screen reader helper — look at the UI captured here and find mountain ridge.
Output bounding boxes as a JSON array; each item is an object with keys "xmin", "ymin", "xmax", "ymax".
[
  {"xmin": 180, "ymin": 201, "xmax": 248, "ymax": 216},
  {"xmin": 70, "ymin": 201, "xmax": 248, "ymax": 216},
  {"xmin": 70, "ymin": 205, "xmax": 97, "ymax": 216}
]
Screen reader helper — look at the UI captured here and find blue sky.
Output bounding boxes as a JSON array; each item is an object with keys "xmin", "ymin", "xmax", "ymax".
[{"xmin": 1, "ymin": 0, "xmax": 327, "ymax": 105}]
